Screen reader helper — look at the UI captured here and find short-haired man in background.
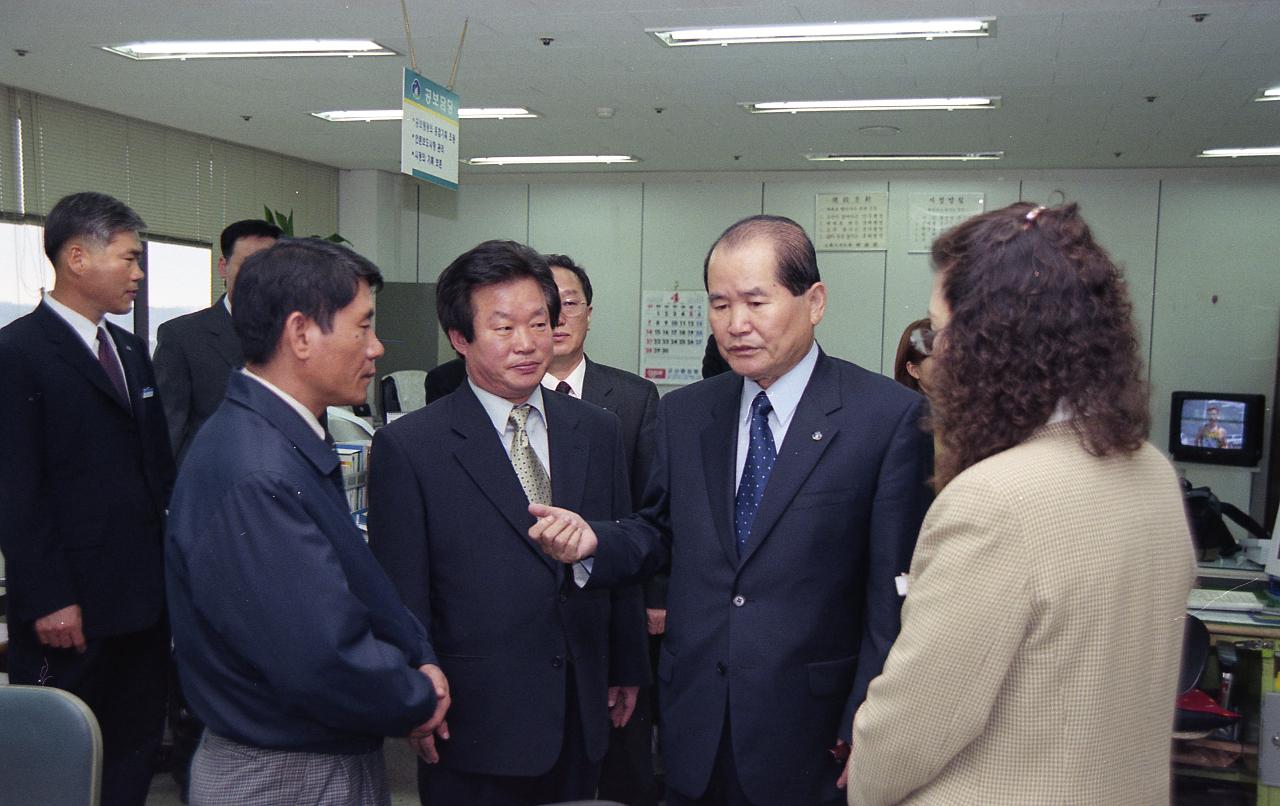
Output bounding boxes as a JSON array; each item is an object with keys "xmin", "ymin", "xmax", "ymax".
[
  {"xmin": 165, "ymin": 239, "xmax": 446, "ymax": 805},
  {"xmin": 368, "ymin": 240, "xmax": 647, "ymax": 805},
  {"xmin": 153, "ymin": 218, "xmax": 281, "ymax": 465},
  {"xmin": 540, "ymin": 253, "xmax": 663, "ymax": 806},
  {"xmin": 0, "ymin": 191, "xmax": 176, "ymax": 806}
]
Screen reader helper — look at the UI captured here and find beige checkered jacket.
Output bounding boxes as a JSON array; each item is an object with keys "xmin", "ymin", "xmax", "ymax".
[{"xmin": 849, "ymin": 422, "xmax": 1196, "ymax": 805}]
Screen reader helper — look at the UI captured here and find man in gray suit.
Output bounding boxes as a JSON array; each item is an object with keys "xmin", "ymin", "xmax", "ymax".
[
  {"xmin": 539, "ymin": 254, "xmax": 663, "ymax": 805},
  {"xmin": 153, "ymin": 218, "xmax": 280, "ymax": 464}
]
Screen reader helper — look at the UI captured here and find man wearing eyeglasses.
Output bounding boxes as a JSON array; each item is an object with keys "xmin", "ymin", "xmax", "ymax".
[{"xmin": 541, "ymin": 254, "xmax": 662, "ymax": 806}]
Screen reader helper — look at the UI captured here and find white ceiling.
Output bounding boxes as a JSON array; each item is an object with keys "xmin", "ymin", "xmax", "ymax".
[{"xmin": 2, "ymin": 0, "xmax": 1278, "ymax": 176}]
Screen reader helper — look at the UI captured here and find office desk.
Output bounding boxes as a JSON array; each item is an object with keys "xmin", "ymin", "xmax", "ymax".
[{"xmin": 1187, "ymin": 565, "xmax": 1280, "ymax": 804}]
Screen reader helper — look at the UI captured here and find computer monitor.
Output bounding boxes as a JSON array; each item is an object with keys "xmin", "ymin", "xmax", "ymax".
[{"xmin": 1169, "ymin": 391, "xmax": 1265, "ymax": 467}]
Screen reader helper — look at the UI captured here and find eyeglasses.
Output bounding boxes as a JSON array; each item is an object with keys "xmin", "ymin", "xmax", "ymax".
[
  {"xmin": 909, "ymin": 326, "xmax": 936, "ymax": 357},
  {"xmin": 559, "ymin": 298, "xmax": 589, "ymax": 319}
]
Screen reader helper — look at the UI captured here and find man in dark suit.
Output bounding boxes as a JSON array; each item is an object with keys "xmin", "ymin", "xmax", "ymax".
[
  {"xmin": 165, "ymin": 239, "xmax": 446, "ymax": 805},
  {"xmin": 153, "ymin": 218, "xmax": 281, "ymax": 464},
  {"xmin": 530, "ymin": 215, "xmax": 934, "ymax": 806},
  {"xmin": 0, "ymin": 192, "xmax": 176, "ymax": 806},
  {"xmin": 540, "ymin": 254, "xmax": 663, "ymax": 806},
  {"xmin": 367, "ymin": 240, "xmax": 649, "ymax": 806}
]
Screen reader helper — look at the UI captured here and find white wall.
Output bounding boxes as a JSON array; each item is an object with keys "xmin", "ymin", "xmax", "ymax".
[{"xmin": 340, "ymin": 166, "xmax": 1280, "ymax": 520}]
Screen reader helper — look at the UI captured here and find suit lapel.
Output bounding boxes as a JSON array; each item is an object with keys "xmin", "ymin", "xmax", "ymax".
[
  {"xmin": 581, "ymin": 358, "xmax": 613, "ymax": 410},
  {"xmin": 34, "ymin": 303, "xmax": 132, "ymax": 413},
  {"xmin": 701, "ymin": 376, "xmax": 743, "ymax": 568},
  {"xmin": 110, "ymin": 324, "xmax": 145, "ymax": 417},
  {"xmin": 207, "ymin": 299, "xmax": 243, "ymax": 369},
  {"xmin": 739, "ymin": 354, "xmax": 841, "ymax": 569},
  {"xmin": 450, "ymin": 385, "xmax": 560, "ymax": 576}
]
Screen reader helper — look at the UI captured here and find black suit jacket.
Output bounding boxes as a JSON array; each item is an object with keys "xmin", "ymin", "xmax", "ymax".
[
  {"xmin": 367, "ymin": 383, "xmax": 648, "ymax": 778},
  {"xmin": 0, "ymin": 302, "xmax": 175, "ymax": 637},
  {"xmin": 580, "ymin": 358, "xmax": 665, "ymax": 607},
  {"xmin": 153, "ymin": 296, "xmax": 243, "ymax": 464},
  {"xmin": 588, "ymin": 351, "xmax": 933, "ymax": 805},
  {"xmin": 423, "ymin": 357, "xmax": 467, "ymax": 405}
]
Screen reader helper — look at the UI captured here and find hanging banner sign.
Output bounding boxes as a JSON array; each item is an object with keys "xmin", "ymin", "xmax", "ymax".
[{"xmin": 401, "ymin": 67, "xmax": 459, "ymax": 190}]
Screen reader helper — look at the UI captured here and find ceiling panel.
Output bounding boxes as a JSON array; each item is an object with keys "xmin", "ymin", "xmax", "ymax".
[{"xmin": 0, "ymin": 0, "xmax": 1277, "ymax": 175}]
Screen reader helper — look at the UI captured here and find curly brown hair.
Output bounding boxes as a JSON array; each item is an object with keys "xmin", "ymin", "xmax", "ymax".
[{"xmin": 928, "ymin": 201, "xmax": 1149, "ymax": 489}]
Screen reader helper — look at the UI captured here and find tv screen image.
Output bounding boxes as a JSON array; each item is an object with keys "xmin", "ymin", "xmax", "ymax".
[
  {"xmin": 1179, "ymin": 399, "xmax": 1247, "ymax": 449},
  {"xmin": 1168, "ymin": 391, "xmax": 1266, "ymax": 467}
]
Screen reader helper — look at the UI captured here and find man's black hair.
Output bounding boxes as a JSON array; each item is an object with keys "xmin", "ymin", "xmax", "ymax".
[
  {"xmin": 233, "ymin": 238, "xmax": 383, "ymax": 365},
  {"xmin": 220, "ymin": 219, "xmax": 284, "ymax": 260},
  {"xmin": 436, "ymin": 240, "xmax": 560, "ymax": 342},
  {"xmin": 43, "ymin": 192, "xmax": 146, "ymax": 264},
  {"xmin": 702, "ymin": 214, "xmax": 820, "ymax": 295}
]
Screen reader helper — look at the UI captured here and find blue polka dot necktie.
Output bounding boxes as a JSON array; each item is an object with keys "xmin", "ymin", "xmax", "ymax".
[{"xmin": 734, "ymin": 391, "xmax": 776, "ymax": 558}]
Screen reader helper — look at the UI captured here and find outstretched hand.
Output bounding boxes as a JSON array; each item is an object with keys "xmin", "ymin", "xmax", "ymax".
[{"xmin": 528, "ymin": 503, "xmax": 599, "ymax": 563}]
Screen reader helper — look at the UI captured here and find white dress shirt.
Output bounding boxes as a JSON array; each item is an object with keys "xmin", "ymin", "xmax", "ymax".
[
  {"xmin": 541, "ymin": 356, "xmax": 587, "ymax": 399},
  {"xmin": 735, "ymin": 341, "xmax": 820, "ymax": 488},
  {"xmin": 242, "ymin": 369, "xmax": 326, "ymax": 441},
  {"xmin": 469, "ymin": 380, "xmax": 551, "ymax": 472},
  {"xmin": 45, "ymin": 294, "xmax": 128, "ymax": 394}
]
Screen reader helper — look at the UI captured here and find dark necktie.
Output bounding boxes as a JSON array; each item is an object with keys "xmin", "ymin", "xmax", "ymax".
[
  {"xmin": 554, "ymin": 380, "xmax": 573, "ymax": 395},
  {"xmin": 95, "ymin": 328, "xmax": 130, "ymax": 408},
  {"xmin": 734, "ymin": 391, "xmax": 776, "ymax": 557}
]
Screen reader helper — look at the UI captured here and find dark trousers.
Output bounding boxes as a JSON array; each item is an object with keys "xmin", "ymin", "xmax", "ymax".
[
  {"xmin": 597, "ymin": 649, "xmax": 659, "ymax": 806},
  {"xmin": 8, "ymin": 619, "xmax": 170, "ymax": 806},
  {"xmin": 418, "ymin": 665, "xmax": 600, "ymax": 806},
  {"xmin": 665, "ymin": 709, "xmax": 845, "ymax": 806},
  {"xmin": 665, "ymin": 710, "xmax": 753, "ymax": 806}
]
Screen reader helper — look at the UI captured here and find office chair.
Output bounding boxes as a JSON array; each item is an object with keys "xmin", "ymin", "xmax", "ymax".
[
  {"xmin": 0, "ymin": 684, "xmax": 103, "ymax": 805},
  {"xmin": 325, "ymin": 406, "xmax": 376, "ymax": 443},
  {"xmin": 380, "ymin": 369, "xmax": 428, "ymax": 416}
]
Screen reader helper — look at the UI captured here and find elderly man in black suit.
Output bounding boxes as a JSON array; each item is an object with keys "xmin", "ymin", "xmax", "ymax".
[
  {"xmin": 367, "ymin": 240, "xmax": 649, "ymax": 806},
  {"xmin": 0, "ymin": 192, "xmax": 177, "ymax": 806},
  {"xmin": 540, "ymin": 253, "xmax": 663, "ymax": 806},
  {"xmin": 153, "ymin": 218, "xmax": 281, "ymax": 465},
  {"xmin": 530, "ymin": 215, "xmax": 934, "ymax": 806}
]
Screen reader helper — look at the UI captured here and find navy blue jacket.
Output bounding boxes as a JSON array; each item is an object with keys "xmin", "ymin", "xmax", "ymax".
[
  {"xmin": 165, "ymin": 371, "xmax": 436, "ymax": 754},
  {"xmin": 588, "ymin": 351, "xmax": 933, "ymax": 805}
]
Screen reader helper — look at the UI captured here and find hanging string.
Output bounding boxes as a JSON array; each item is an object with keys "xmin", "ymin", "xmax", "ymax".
[
  {"xmin": 399, "ymin": 0, "xmax": 418, "ymax": 72},
  {"xmin": 448, "ymin": 17, "xmax": 469, "ymax": 91}
]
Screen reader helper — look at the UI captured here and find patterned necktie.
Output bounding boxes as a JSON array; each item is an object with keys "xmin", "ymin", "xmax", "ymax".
[
  {"xmin": 555, "ymin": 380, "xmax": 573, "ymax": 396},
  {"xmin": 509, "ymin": 404, "xmax": 552, "ymax": 506},
  {"xmin": 95, "ymin": 327, "xmax": 130, "ymax": 408},
  {"xmin": 734, "ymin": 391, "xmax": 776, "ymax": 557}
]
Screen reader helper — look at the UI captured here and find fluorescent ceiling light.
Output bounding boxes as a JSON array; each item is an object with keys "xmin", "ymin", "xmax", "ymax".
[
  {"xmin": 1253, "ymin": 87, "xmax": 1280, "ymax": 102},
  {"xmin": 805, "ymin": 151, "xmax": 1004, "ymax": 162},
  {"xmin": 745, "ymin": 97, "xmax": 1000, "ymax": 113},
  {"xmin": 650, "ymin": 18, "xmax": 993, "ymax": 47},
  {"xmin": 103, "ymin": 40, "xmax": 396, "ymax": 60},
  {"xmin": 1197, "ymin": 146, "xmax": 1280, "ymax": 158},
  {"xmin": 465, "ymin": 155, "xmax": 638, "ymax": 166},
  {"xmin": 312, "ymin": 110, "xmax": 402, "ymax": 122},
  {"xmin": 459, "ymin": 108, "xmax": 539, "ymax": 119},
  {"xmin": 311, "ymin": 108, "xmax": 538, "ymax": 122}
]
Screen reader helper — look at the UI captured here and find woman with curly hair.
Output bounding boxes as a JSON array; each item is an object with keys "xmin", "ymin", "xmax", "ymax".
[{"xmin": 847, "ymin": 202, "xmax": 1195, "ymax": 805}]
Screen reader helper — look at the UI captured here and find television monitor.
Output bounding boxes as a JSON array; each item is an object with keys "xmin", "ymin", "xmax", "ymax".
[{"xmin": 1169, "ymin": 391, "xmax": 1266, "ymax": 467}]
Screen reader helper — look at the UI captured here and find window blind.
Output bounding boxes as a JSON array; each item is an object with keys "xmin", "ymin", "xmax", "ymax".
[{"xmin": 2, "ymin": 84, "xmax": 338, "ymax": 245}]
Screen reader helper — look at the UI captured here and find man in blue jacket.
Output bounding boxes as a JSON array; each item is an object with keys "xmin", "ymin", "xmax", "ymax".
[{"xmin": 165, "ymin": 238, "xmax": 447, "ymax": 805}]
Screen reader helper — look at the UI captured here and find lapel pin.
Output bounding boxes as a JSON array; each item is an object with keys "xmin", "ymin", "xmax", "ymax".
[{"xmin": 811, "ymin": 431, "xmax": 823, "ymax": 441}]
